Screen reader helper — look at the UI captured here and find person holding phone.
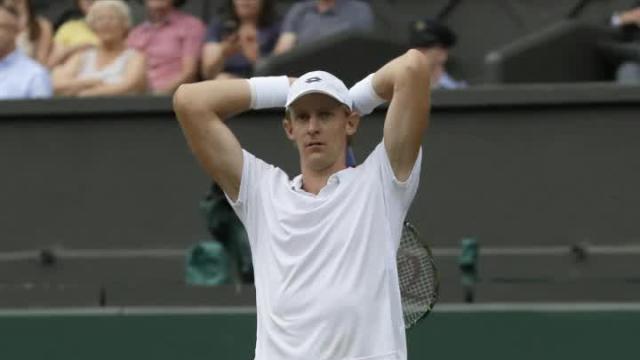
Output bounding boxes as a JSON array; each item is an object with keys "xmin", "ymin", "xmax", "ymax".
[{"xmin": 201, "ymin": 0, "xmax": 280, "ymax": 80}]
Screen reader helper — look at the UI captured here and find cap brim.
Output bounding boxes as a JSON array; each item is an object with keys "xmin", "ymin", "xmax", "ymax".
[{"xmin": 286, "ymin": 89, "xmax": 352, "ymax": 110}]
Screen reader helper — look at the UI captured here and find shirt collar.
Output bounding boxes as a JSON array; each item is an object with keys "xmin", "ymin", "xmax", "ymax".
[
  {"xmin": 290, "ymin": 166, "xmax": 354, "ymax": 194},
  {"xmin": 291, "ymin": 175, "xmax": 304, "ymax": 191}
]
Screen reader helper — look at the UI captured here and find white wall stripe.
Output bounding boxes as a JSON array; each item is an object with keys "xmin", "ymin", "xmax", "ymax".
[
  {"xmin": 1, "ymin": 245, "xmax": 640, "ymax": 262},
  {"xmin": 2, "ymin": 303, "xmax": 640, "ymax": 317}
]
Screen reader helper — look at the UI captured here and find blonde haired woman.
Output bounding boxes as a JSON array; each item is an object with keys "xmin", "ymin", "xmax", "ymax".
[{"xmin": 53, "ymin": 0, "xmax": 146, "ymax": 96}]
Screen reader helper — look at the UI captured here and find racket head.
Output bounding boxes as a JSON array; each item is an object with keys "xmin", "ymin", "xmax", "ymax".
[{"xmin": 396, "ymin": 221, "xmax": 440, "ymax": 329}]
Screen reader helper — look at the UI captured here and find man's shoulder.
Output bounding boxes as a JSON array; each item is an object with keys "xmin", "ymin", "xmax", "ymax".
[
  {"xmin": 243, "ymin": 149, "xmax": 283, "ymax": 177},
  {"xmin": 359, "ymin": 142, "xmax": 385, "ymax": 168},
  {"xmin": 240, "ymin": 150, "xmax": 291, "ymax": 197}
]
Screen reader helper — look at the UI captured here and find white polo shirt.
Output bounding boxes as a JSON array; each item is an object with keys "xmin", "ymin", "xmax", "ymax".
[{"xmin": 228, "ymin": 142, "xmax": 422, "ymax": 360}]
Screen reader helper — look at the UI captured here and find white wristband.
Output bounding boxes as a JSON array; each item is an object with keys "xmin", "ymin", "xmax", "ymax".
[
  {"xmin": 349, "ymin": 73, "xmax": 386, "ymax": 116},
  {"xmin": 247, "ymin": 76, "xmax": 290, "ymax": 110}
]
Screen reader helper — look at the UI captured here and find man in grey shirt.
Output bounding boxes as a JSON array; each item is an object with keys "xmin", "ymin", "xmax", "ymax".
[{"xmin": 274, "ymin": 0, "xmax": 374, "ymax": 54}]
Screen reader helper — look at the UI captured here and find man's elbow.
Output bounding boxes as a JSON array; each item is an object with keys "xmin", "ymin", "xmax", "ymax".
[
  {"xmin": 173, "ymin": 83, "xmax": 199, "ymax": 121},
  {"xmin": 404, "ymin": 49, "xmax": 429, "ymax": 77},
  {"xmin": 400, "ymin": 49, "xmax": 430, "ymax": 84}
]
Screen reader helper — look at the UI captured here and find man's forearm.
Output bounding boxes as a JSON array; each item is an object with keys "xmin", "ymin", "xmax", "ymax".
[
  {"xmin": 349, "ymin": 50, "xmax": 430, "ymax": 117},
  {"xmin": 174, "ymin": 79, "xmax": 252, "ymax": 121},
  {"xmin": 174, "ymin": 75, "xmax": 293, "ymax": 124}
]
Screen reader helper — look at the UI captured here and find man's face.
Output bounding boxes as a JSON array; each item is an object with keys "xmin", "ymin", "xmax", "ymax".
[
  {"xmin": 0, "ymin": 8, "xmax": 18, "ymax": 57},
  {"xmin": 418, "ymin": 46, "xmax": 449, "ymax": 87},
  {"xmin": 283, "ymin": 94, "xmax": 358, "ymax": 173},
  {"xmin": 145, "ymin": 0, "xmax": 173, "ymax": 17}
]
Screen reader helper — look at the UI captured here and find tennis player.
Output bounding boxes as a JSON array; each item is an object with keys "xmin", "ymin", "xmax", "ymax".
[{"xmin": 174, "ymin": 49, "xmax": 430, "ymax": 360}]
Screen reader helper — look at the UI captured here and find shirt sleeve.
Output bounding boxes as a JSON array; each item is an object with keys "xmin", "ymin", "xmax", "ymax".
[
  {"xmin": 28, "ymin": 69, "xmax": 53, "ymax": 99},
  {"xmin": 362, "ymin": 141, "xmax": 422, "ymax": 244},
  {"xmin": 225, "ymin": 150, "xmax": 273, "ymax": 223},
  {"xmin": 181, "ymin": 17, "xmax": 206, "ymax": 58}
]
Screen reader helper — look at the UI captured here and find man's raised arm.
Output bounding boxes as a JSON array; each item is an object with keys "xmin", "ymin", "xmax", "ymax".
[
  {"xmin": 351, "ymin": 50, "xmax": 431, "ymax": 181},
  {"xmin": 173, "ymin": 76, "xmax": 291, "ymax": 201},
  {"xmin": 173, "ymin": 80, "xmax": 251, "ymax": 201}
]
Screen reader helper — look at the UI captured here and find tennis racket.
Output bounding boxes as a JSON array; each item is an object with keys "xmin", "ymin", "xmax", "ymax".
[{"xmin": 396, "ymin": 221, "xmax": 440, "ymax": 329}]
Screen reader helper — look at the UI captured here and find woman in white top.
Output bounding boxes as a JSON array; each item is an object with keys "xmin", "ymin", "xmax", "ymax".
[{"xmin": 53, "ymin": 0, "xmax": 146, "ymax": 97}]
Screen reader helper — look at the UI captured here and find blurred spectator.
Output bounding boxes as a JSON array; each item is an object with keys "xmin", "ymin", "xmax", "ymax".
[
  {"xmin": 48, "ymin": 0, "xmax": 98, "ymax": 68},
  {"xmin": 409, "ymin": 18, "xmax": 466, "ymax": 90},
  {"xmin": 273, "ymin": 0, "xmax": 373, "ymax": 54},
  {"xmin": 201, "ymin": 0, "xmax": 280, "ymax": 79},
  {"xmin": 609, "ymin": 2, "xmax": 640, "ymax": 84},
  {"xmin": 52, "ymin": 0, "xmax": 146, "ymax": 97},
  {"xmin": 8, "ymin": 0, "xmax": 52, "ymax": 65},
  {"xmin": 0, "ymin": 3, "xmax": 52, "ymax": 99},
  {"xmin": 127, "ymin": 0, "xmax": 205, "ymax": 94}
]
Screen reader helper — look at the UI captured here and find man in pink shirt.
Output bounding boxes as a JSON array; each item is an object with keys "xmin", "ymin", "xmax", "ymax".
[{"xmin": 128, "ymin": 0, "xmax": 205, "ymax": 94}]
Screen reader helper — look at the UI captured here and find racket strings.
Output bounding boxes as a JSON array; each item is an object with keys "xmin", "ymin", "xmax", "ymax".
[{"xmin": 397, "ymin": 222, "xmax": 439, "ymax": 328}]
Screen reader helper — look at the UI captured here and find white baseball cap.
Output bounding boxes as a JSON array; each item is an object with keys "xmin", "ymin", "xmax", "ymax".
[{"xmin": 286, "ymin": 71, "xmax": 353, "ymax": 110}]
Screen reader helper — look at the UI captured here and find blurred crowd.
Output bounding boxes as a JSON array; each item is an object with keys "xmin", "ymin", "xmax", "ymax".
[
  {"xmin": 609, "ymin": 1, "xmax": 640, "ymax": 83},
  {"xmin": 0, "ymin": 0, "xmax": 468, "ymax": 100},
  {"xmin": 1, "ymin": 0, "xmax": 639, "ymax": 100}
]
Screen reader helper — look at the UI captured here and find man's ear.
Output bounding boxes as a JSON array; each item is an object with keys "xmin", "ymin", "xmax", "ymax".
[
  {"xmin": 283, "ymin": 118, "xmax": 295, "ymax": 140},
  {"xmin": 345, "ymin": 110, "xmax": 360, "ymax": 136}
]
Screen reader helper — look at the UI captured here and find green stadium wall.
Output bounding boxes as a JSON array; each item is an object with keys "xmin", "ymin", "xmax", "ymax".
[{"xmin": 1, "ymin": 308, "xmax": 638, "ymax": 359}]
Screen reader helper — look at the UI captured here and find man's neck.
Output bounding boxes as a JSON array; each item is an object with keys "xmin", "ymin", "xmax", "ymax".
[
  {"xmin": 149, "ymin": 8, "xmax": 173, "ymax": 24},
  {"xmin": 316, "ymin": 0, "xmax": 338, "ymax": 13}
]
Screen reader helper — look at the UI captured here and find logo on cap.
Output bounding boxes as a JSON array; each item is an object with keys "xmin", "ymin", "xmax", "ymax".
[{"xmin": 305, "ymin": 77, "xmax": 322, "ymax": 83}]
